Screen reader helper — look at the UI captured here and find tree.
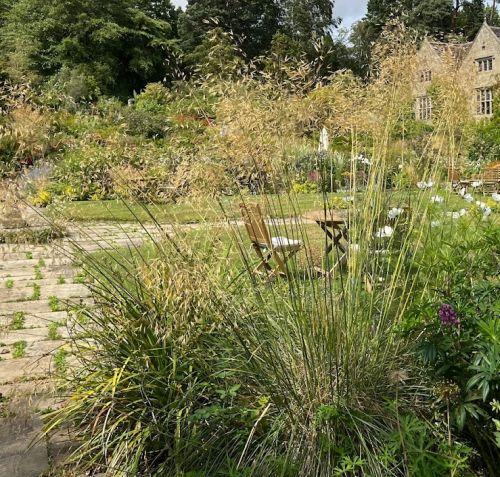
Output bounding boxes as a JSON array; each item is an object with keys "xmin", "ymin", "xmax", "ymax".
[
  {"xmin": 178, "ymin": 0, "xmax": 340, "ymax": 71},
  {"xmin": 178, "ymin": 0, "xmax": 281, "ymax": 63},
  {"xmin": 407, "ymin": 0, "xmax": 454, "ymax": 39},
  {"xmin": 349, "ymin": 19, "xmax": 377, "ymax": 77},
  {"xmin": 0, "ymin": 0, "xmax": 178, "ymax": 96},
  {"xmin": 277, "ymin": 0, "xmax": 339, "ymax": 41},
  {"xmin": 485, "ymin": 4, "xmax": 500, "ymax": 25},
  {"xmin": 187, "ymin": 28, "xmax": 245, "ymax": 79},
  {"xmin": 457, "ymin": 0, "xmax": 485, "ymax": 38}
]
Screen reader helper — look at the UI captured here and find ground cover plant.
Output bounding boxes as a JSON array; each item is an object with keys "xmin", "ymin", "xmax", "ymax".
[{"xmin": 42, "ymin": 29, "xmax": 499, "ymax": 477}]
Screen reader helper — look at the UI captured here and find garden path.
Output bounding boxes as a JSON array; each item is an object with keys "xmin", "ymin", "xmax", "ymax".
[{"xmin": 0, "ymin": 222, "xmax": 168, "ymax": 477}]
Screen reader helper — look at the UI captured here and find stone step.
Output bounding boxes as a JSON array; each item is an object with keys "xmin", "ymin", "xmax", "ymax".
[
  {"xmin": 0, "ymin": 249, "xmax": 67, "ymax": 261},
  {"xmin": 73, "ymin": 236, "xmax": 150, "ymax": 247},
  {"xmin": 0, "ymin": 413, "xmax": 49, "ymax": 477},
  {"xmin": 0, "ymin": 378, "xmax": 53, "ymax": 400},
  {"xmin": 0, "ymin": 283, "xmax": 90, "ymax": 303},
  {"xmin": 0, "ymin": 339, "xmax": 66, "ymax": 361},
  {"xmin": 0, "ymin": 297, "xmax": 93, "ymax": 316},
  {"xmin": 0, "ymin": 243, "xmax": 57, "ymax": 255},
  {"xmin": 0, "ymin": 265, "xmax": 76, "ymax": 280},
  {"xmin": 0, "ymin": 257, "xmax": 73, "ymax": 271},
  {"xmin": 0, "ymin": 328, "xmax": 69, "ymax": 347},
  {"xmin": 0, "ymin": 274, "xmax": 78, "ymax": 289},
  {"xmin": 0, "ymin": 354, "xmax": 54, "ymax": 384},
  {"xmin": 0, "ymin": 311, "xmax": 68, "ymax": 329}
]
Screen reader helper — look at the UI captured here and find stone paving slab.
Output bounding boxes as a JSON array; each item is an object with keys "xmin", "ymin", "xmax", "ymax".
[
  {"xmin": 0, "ymin": 244, "xmax": 57, "ymax": 255},
  {"xmin": 0, "ymin": 283, "xmax": 90, "ymax": 302},
  {"xmin": 0, "ymin": 275, "xmax": 77, "ymax": 288},
  {"xmin": 0, "ymin": 355, "xmax": 54, "ymax": 384},
  {"xmin": 0, "ymin": 250, "xmax": 58, "ymax": 261},
  {"xmin": 0, "ymin": 257, "xmax": 73, "ymax": 271},
  {"xmin": 9, "ymin": 311, "xmax": 69, "ymax": 329},
  {"xmin": 1, "ymin": 329, "xmax": 69, "ymax": 347},
  {"xmin": 0, "ymin": 266, "xmax": 76, "ymax": 280},
  {"xmin": 0, "ymin": 297, "xmax": 93, "ymax": 316}
]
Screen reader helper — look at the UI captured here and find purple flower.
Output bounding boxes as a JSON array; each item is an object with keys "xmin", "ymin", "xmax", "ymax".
[{"xmin": 438, "ymin": 304, "xmax": 459, "ymax": 326}]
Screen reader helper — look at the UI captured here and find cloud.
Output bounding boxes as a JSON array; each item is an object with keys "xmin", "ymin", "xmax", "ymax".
[{"xmin": 336, "ymin": 0, "xmax": 368, "ymax": 29}]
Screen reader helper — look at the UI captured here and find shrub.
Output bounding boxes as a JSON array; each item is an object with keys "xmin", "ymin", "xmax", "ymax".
[
  {"xmin": 404, "ymin": 218, "xmax": 500, "ymax": 473},
  {"xmin": 44, "ymin": 65, "xmax": 101, "ymax": 103},
  {"xmin": 122, "ymin": 108, "xmax": 170, "ymax": 139},
  {"xmin": 134, "ymin": 82, "xmax": 171, "ymax": 114}
]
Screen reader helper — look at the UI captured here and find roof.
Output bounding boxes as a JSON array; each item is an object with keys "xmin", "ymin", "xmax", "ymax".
[
  {"xmin": 490, "ymin": 26, "xmax": 500, "ymax": 40},
  {"xmin": 428, "ymin": 41, "xmax": 472, "ymax": 62}
]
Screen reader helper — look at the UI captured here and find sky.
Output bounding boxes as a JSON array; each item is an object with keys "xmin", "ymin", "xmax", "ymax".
[{"xmin": 171, "ymin": 0, "xmax": 368, "ymax": 30}]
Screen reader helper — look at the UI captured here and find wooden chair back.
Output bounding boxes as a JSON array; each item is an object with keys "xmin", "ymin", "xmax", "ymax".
[
  {"xmin": 240, "ymin": 203, "xmax": 271, "ymax": 247},
  {"xmin": 483, "ymin": 162, "xmax": 500, "ymax": 182}
]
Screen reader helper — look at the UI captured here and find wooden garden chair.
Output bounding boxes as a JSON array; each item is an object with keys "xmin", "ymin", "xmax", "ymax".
[
  {"xmin": 240, "ymin": 203, "xmax": 302, "ymax": 278},
  {"xmin": 456, "ymin": 161, "xmax": 500, "ymax": 192}
]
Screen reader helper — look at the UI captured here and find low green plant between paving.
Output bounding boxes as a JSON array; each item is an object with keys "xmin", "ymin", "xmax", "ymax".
[{"xmin": 11, "ymin": 340, "xmax": 27, "ymax": 359}]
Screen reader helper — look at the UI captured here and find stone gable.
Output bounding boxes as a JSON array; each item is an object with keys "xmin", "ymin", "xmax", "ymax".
[{"xmin": 414, "ymin": 22, "xmax": 500, "ymax": 119}]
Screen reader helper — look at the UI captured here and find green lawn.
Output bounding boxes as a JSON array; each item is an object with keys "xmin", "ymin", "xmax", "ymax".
[
  {"xmin": 54, "ymin": 194, "xmax": 334, "ymax": 223},
  {"xmin": 53, "ymin": 191, "xmax": 469, "ymax": 223}
]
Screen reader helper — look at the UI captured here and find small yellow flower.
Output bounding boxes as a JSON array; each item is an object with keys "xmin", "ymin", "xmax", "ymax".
[
  {"xmin": 32, "ymin": 189, "xmax": 53, "ymax": 207},
  {"xmin": 64, "ymin": 186, "xmax": 76, "ymax": 198}
]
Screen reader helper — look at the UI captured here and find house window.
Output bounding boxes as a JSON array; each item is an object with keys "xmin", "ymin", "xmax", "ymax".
[
  {"xmin": 417, "ymin": 96, "xmax": 432, "ymax": 120},
  {"xmin": 476, "ymin": 56, "xmax": 493, "ymax": 72},
  {"xmin": 419, "ymin": 70, "xmax": 432, "ymax": 82},
  {"xmin": 476, "ymin": 88, "xmax": 493, "ymax": 115}
]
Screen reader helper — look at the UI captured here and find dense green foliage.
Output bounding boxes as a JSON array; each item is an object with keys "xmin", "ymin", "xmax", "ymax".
[
  {"xmin": 405, "ymin": 217, "xmax": 500, "ymax": 474},
  {"xmin": 1, "ymin": 0, "xmax": 499, "ymax": 94},
  {"xmin": 0, "ymin": 0, "xmax": 179, "ymax": 97}
]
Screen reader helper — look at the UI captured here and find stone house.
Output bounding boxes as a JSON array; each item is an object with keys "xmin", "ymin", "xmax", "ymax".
[{"xmin": 414, "ymin": 22, "xmax": 500, "ymax": 120}]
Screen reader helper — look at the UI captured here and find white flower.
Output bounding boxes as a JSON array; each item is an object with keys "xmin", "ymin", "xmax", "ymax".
[
  {"xmin": 459, "ymin": 187, "xmax": 466, "ymax": 197},
  {"xmin": 417, "ymin": 180, "xmax": 434, "ymax": 190},
  {"xmin": 430, "ymin": 195, "xmax": 444, "ymax": 203},
  {"xmin": 475, "ymin": 201, "xmax": 488, "ymax": 210},
  {"xmin": 483, "ymin": 207, "xmax": 492, "ymax": 218},
  {"xmin": 374, "ymin": 226, "xmax": 394, "ymax": 238},
  {"xmin": 446, "ymin": 208, "xmax": 467, "ymax": 219},
  {"xmin": 417, "ymin": 181, "xmax": 427, "ymax": 190},
  {"xmin": 356, "ymin": 154, "xmax": 372, "ymax": 166},
  {"xmin": 357, "ymin": 154, "xmax": 372, "ymax": 166},
  {"xmin": 492, "ymin": 193, "xmax": 500, "ymax": 202},
  {"xmin": 388, "ymin": 207, "xmax": 404, "ymax": 219},
  {"xmin": 471, "ymin": 181, "xmax": 483, "ymax": 188},
  {"xmin": 463, "ymin": 193, "xmax": 473, "ymax": 203},
  {"xmin": 431, "ymin": 220, "xmax": 441, "ymax": 227},
  {"xmin": 343, "ymin": 195, "xmax": 354, "ymax": 202}
]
